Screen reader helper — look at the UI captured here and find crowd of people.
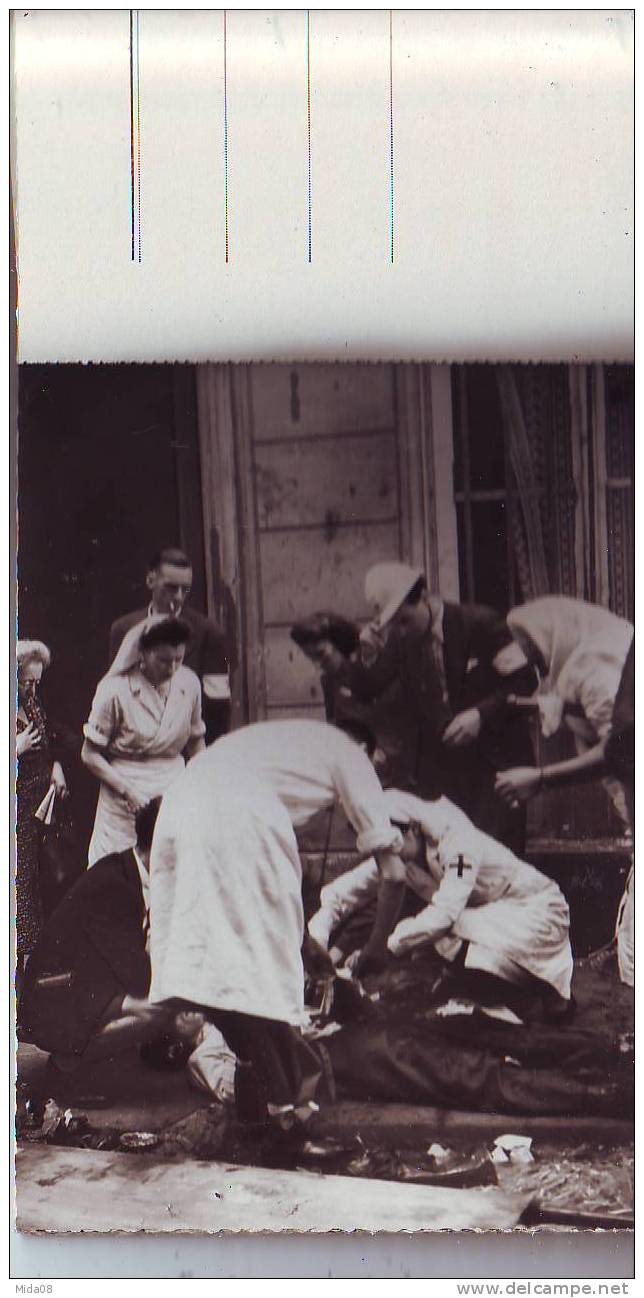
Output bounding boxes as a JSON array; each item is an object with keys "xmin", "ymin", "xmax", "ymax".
[{"xmin": 16, "ymin": 547, "xmax": 634, "ymax": 1143}]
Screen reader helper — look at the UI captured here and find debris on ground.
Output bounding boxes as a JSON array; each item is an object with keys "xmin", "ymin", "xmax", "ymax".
[
  {"xmin": 493, "ymin": 1133, "xmax": 535, "ymax": 1165},
  {"xmin": 343, "ymin": 1143, "xmax": 498, "ymax": 1189},
  {"xmin": 160, "ymin": 1104, "xmax": 229, "ymax": 1159},
  {"xmin": 15, "ymin": 1081, "xmax": 634, "ymax": 1224},
  {"xmin": 119, "ymin": 1131, "xmax": 161, "ymax": 1153},
  {"xmin": 498, "ymin": 1143, "xmax": 633, "ymax": 1222}
]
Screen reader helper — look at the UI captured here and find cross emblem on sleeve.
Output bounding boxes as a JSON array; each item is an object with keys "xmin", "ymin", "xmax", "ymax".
[{"xmin": 450, "ymin": 854, "xmax": 472, "ymax": 879}]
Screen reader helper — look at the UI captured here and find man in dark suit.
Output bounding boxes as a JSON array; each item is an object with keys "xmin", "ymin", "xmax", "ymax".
[
  {"xmin": 109, "ymin": 546, "xmax": 230, "ymax": 742},
  {"xmin": 19, "ymin": 799, "xmax": 178, "ymax": 1070},
  {"xmin": 348, "ymin": 562, "xmax": 538, "ymax": 854}
]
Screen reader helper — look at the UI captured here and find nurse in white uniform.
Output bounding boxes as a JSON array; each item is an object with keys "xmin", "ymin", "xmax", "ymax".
[{"xmin": 312, "ymin": 789, "xmax": 574, "ymax": 1017}]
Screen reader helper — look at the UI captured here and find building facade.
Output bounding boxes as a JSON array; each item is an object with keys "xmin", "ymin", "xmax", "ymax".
[{"xmin": 19, "ymin": 360, "xmax": 634, "ymax": 865}]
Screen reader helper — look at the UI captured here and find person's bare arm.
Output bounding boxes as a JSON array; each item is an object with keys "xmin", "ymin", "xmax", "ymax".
[
  {"xmin": 353, "ymin": 849, "xmax": 406, "ymax": 976},
  {"xmin": 185, "ymin": 734, "xmax": 206, "ymax": 760},
  {"xmin": 495, "ymin": 739, "xmax": 608, "ymax": 805}
]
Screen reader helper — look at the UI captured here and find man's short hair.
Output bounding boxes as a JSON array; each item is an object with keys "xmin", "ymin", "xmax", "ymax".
[
  {"xmin": 135, "ymin": 797, "xmax": 163, "ymax": 852},
  {"xmin": 148, "ymin": 547, "xmax": 192, "ymax": 573}
]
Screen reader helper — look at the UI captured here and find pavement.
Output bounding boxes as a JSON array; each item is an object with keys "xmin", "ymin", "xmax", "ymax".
[{"xmin": 16, "ymin": 1144, "xmax": 534, "ymax": 1235}]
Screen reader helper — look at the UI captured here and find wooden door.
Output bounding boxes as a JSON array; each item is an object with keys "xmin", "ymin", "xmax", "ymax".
[{"xmin": 197, "ymin": 361, "xmax": 441, "ymax": 876}]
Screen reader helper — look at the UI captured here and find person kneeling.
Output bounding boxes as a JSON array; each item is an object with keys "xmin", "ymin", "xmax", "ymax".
[
  {"xmin": 311, "ymin": 789, "xmax": 574, "ymax": 1021},
  {"xmin": 19, "ymin": 798, "xmax": 182, "ymax": 1074}
]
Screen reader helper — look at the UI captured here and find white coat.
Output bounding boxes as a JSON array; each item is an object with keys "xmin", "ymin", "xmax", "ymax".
[{"xmin": 148, "ymin": 720, "xmax": 402, "ymax": 1025}]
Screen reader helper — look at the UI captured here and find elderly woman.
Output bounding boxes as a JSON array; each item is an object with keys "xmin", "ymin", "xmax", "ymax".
[
  {"xmin": 16, "ymin": 640, "xmax": 68, "ymax": 962},
  {"xmin": 494, "ymin": 595, "xmax": 634, "ymax": 985},
  {"xmin": 81, "ymin": 617, "xmax": 206, "ymax": 866}
]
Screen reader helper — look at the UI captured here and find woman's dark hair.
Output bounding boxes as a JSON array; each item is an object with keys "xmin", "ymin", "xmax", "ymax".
[
  {"xmin": 139, "ymin": 617, "xmax": 191, "ymax": 652},
  {"xmin": 335, "ymin": 717, "xmax": 377, "ymax": 758},
  {"xmin": 405, "ymin": 577, "xmax": 427, "ymax": 607},
  {"xmin": 290, "ymin": 612, "xmax": 359, "ymax": 659},
  {"xmin": 134, "ymin": 796, "xmax": 163, "ymax": 852}
]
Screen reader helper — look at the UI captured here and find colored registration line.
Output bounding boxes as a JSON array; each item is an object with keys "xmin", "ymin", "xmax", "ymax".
[
  {"xmin": 224, "ymin": 10, "xmax": 229, "ymax": 264},
  {"xmin": 127, "ymin": 11, "xmax": 393, "ymax": 266},
  {"xmin": 129, "ymin": 9, "xmax": 142, "ymax": 264}
]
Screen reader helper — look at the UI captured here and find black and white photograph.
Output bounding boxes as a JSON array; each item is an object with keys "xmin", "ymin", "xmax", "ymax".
[
  {"xmin": 10, "ymin": 4, "xmax": 635, "ymax": 1279},
  {"xmin": 14, "ymin": 359, "xmax": 634, "ymax": 1235}
]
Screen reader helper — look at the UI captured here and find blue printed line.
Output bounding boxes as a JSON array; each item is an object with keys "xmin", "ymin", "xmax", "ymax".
[{"xmin": 129, "ymin": 10, "xmax": 142, "ymax": 263}]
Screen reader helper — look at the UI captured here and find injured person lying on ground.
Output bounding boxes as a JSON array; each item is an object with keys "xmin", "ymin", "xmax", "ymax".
[
  {"xmin": 189, "ymin": 786, "xmax": 630, "ymax": 1123},
  {"xmin": 17, "ymin": 772, "xmax": 630, "ymax": 1132},
  {"xmin": 309, "ymin": 788, "xmax": 574, "ymax": 1023}
]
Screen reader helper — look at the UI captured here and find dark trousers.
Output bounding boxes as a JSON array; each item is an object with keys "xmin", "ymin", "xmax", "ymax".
[
  {"xmin": 327, "ymin": 1023, "xmax": 625, "ymax": 1118},
  {"xmin": 189, "ymin": 1004, "xmax": 330, "ymax": 1125}
]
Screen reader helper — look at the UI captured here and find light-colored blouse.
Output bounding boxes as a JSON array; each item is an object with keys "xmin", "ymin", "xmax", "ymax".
[
  {"xmin": 84, "ymin": 666, "xmax": 205, "ymax": 759},
  {"xmin": 507, "ymin": 596, "xmax": 634, "ymax": 742}
]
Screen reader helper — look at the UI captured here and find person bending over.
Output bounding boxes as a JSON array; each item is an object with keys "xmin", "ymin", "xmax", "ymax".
[
  {"xmin": 495, "ymin": 595, "xmax": 634, "ymax": 986},
  {"xmin": 290, "ymin": 611, "xmax": 416, "ymax": 788},
  {"xmin": 310, "ymin": 788, "xmax": 573, "ymax": 1021},
  {"xmin": 19, "ymin": 799, "xmax": 183, "ymax": 1073},
  {"xmin": 347, "ymin": 563, "xmax": 537, "ymax": 853},
  {"xmin": 147, "ymin": 718, "xmax": 406, "ymax": 1136}
]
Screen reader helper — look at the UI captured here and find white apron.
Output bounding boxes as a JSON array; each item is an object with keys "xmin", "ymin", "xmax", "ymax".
[{"xmin": 87, "ymin": 753, "xmax": 185, "ymax": 866}]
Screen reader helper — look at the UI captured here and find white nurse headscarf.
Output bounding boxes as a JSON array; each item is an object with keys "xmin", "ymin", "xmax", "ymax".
[
  {"xmin": 106, "ymin": 614, "xmax": 167, "ymax": 677},
  {"xmin": 507, "ymin": 595, "xmax": 631, "ymax": 737}
]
